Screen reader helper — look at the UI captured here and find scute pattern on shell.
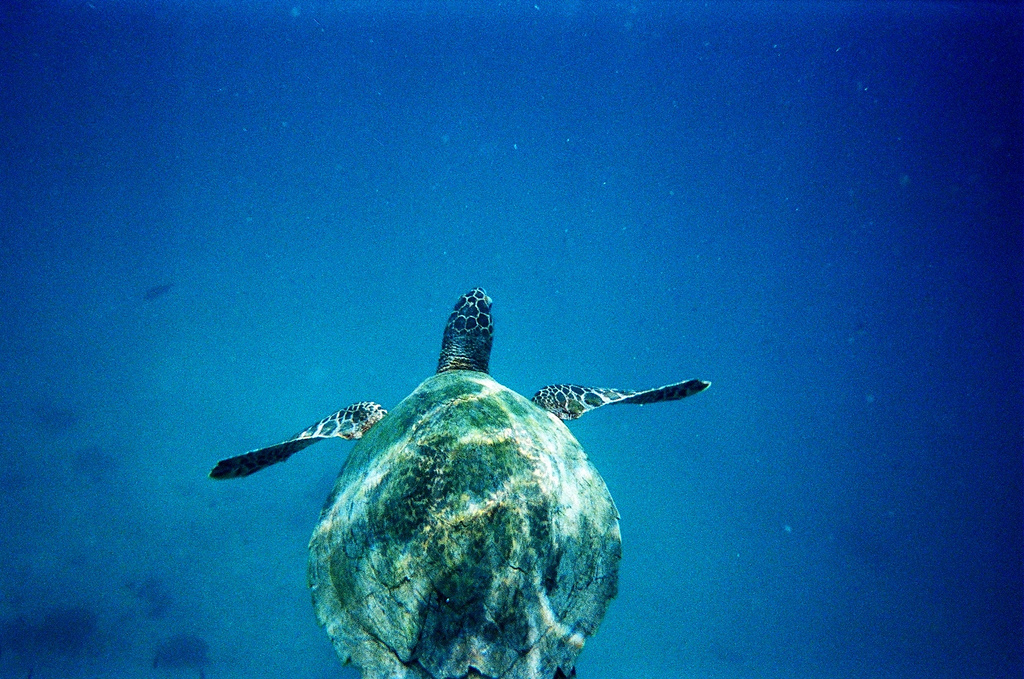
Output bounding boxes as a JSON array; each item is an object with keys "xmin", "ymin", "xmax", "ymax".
[{"xmin": 308, "ymin": 371, "xmax": 621, "ymax": 679}]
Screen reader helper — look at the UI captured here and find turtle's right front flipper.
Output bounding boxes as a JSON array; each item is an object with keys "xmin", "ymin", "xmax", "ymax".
[
  {"xmin": 209, "ymin": 401, "xmax": 387, "ymax": 479},
  {"xmin": 532, "ymin": 379, "xmax": 710, "ymax": 421}
]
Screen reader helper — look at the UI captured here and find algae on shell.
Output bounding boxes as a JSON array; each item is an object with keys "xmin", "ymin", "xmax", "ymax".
[{"xmin": 308, "ymin": 371, "xmax": 621, "ymax": 679}]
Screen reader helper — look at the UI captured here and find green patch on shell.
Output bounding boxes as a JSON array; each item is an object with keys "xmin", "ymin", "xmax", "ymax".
[{"xmin": 309, "ymin": 371, "xmax": 620, "ymax": 679}]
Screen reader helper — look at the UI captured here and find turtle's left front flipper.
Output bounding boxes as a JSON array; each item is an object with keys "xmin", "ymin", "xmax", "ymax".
[
  {"xmin": 532, "ymin": 379, "xmax": 710, "ymax": 421},
  {"xmin": 209, "ymin": 402, "xmax": 387, "ymax": 479}
]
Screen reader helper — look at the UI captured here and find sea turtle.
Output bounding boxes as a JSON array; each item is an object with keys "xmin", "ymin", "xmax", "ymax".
[{"xmin": 210, "ymin": 288, "xmax": 709, "ymax": 679}]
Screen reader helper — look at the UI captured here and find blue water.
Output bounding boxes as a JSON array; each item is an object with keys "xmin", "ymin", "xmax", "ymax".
[{"xmin": 1, "ymin": 2, "xmax": 1020, "ymax": 678}]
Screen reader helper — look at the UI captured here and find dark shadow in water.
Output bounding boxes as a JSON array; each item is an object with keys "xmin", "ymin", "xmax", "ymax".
[
  {"xmin": 0, "ymin": 606, "xmax": 98, "ymax": 658},
  {"xmin": 30, "ymin": 404, "xmax": 80, "ymax": 432},
  {"xmin": 127, "ymin": 576, "xmax": 173, "ymax": 620},
  {"xmin": 153, "ymin": 634, "xmax": 209, "ymax": 676},
  {"xmin": 34, "ymin": 607, "xmax": 97, "ymax": 656},
  {"xmin": 0, "ymin": 466, "xmax": 29, "ymax": 493},
  {"xmin": 0, "ymin": 617, "xmax": 36, "ymax": 656},
  {"xmin": 144, "ymin": 283, "xmax": 174, "ymax": 301},
  {"xmin": 72, "ymin": 445, "xmax": 120, "ymax": 485}
]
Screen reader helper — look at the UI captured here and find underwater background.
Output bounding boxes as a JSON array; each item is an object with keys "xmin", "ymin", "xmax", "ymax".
[{"xmin": 0, "ymin": 2, "xmax": 1020, "ymax": 678}]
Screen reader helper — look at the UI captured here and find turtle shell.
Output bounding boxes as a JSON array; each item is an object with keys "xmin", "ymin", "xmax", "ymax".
[{"xmin": 308, "ymin": 370, "xmax": 621, "ymax": 679}]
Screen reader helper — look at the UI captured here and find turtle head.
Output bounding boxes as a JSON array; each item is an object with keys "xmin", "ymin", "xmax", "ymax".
[{"xmin": 437, "ymin": 288, "xmax": 493, "ymax": 374}]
